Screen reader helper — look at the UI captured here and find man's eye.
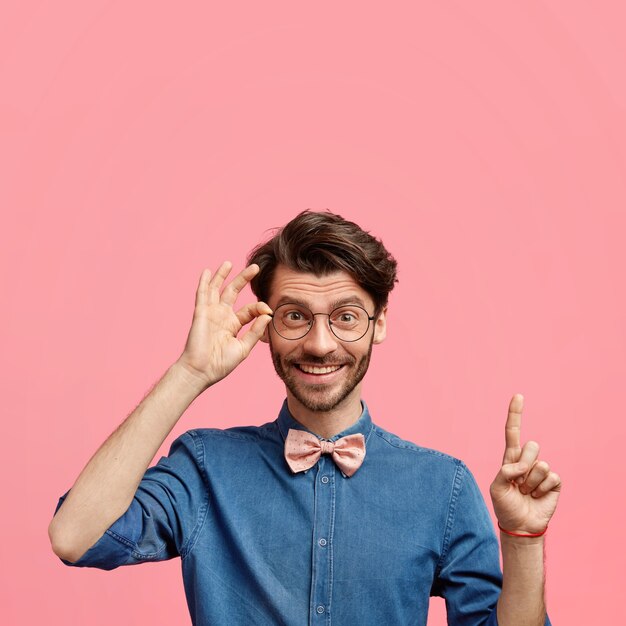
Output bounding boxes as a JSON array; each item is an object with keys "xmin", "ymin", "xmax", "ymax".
[
  {"xmin": 282, "ymin": 310, "xmax": 310, "ymax": 326},
  {"xmin": 332, "ymin": 309, "xmax": 362, "ymax": 326}
]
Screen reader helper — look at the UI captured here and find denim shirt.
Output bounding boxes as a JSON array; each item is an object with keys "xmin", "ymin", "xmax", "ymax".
[{"xmin": 56, "ymin": 401, "xmax": 551, "ymax": 625}]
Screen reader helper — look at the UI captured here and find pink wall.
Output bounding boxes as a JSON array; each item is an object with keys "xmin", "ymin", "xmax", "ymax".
[{"xmin": 2, "ymin": 2, "xmax": 624, "ymax": 623}]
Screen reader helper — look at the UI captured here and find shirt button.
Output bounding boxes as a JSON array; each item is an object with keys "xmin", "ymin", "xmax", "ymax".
[
  {"xmin": 318, "ymin": 538, "xmax": 327, "ymax": 547},
  {"xmin": 316, "ymin": 605, "xmax": 325, "ymax": 614},
  {"xmin": 321, "ymin": 476, "xmax": 329, "ymax": 484}
]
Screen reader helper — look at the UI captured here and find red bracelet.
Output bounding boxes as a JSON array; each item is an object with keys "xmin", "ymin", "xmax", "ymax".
[{"xmin": 497, "ymin": 522, "xmax": 547, "ymax": 538}]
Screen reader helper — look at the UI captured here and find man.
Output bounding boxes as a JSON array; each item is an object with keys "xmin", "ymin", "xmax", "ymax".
[{"xmin": 49, "ymin": 210, "xmax": 560, "ymax": 625}]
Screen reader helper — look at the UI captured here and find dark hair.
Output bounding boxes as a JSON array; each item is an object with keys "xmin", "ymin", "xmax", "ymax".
[{"xmin": 246, "ymin": 210, "xmax": 398, "ymax": 314}]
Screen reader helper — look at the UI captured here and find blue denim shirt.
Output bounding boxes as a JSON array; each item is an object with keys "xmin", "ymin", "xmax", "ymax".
[{"xmin": 56, "ymin": 401, "xmax": 551, "ymax": 625}]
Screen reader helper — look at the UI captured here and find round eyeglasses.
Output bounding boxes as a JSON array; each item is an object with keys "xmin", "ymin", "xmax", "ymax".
[{"xmin": 270, "ymin": 303, "xmax": 376, "ymax": 342}]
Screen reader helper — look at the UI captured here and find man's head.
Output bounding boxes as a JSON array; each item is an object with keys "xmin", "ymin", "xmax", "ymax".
[
  {"xmin": 247, "ymin": 210, "xmax": 398, "ymax": 416},
  {"xmin": 246, "ymin": 210, "xmax": 398, "ymax": 317}
]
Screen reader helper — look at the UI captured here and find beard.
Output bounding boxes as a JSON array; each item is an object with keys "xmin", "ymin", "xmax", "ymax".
[{"xmin": 269, "ymin": 336, "xmax": 374, "ymax": 412}]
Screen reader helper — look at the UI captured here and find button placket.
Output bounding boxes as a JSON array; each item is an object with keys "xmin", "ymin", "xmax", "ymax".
[{"xmin": 310, "ymin": 457, "xmax": 335, "ymax": 623}]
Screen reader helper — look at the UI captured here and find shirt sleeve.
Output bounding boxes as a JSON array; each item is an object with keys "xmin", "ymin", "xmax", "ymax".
[
  {"xmin": 53, "ymin": 430, "xmax": 208, "ymax": 571},
  {"xmin": 431, "ymin": 462, "xmax": 551, "ymax": 626}
]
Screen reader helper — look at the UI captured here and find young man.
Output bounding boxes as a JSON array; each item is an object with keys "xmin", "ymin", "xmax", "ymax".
[{"xmin": 49, "ymin": 211, "xmax": 560, "ymax": 625}]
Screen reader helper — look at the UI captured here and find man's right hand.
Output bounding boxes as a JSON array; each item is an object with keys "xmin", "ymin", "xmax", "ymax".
[
  {"xmin": 176, "ymin": 262, "xmax": 273, "ymax": 390},
  {"xmin": 49, "ymin": 262, "xmax": 272, "ymax": 563}
]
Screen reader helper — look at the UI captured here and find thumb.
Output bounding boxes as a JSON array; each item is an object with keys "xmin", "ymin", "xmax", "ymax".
[
  {"xmin": 492, "ymin": 461, "xmax": 529, "ymax": 490},
  {"xmin": 239, "ymin": 314, "xmax": 273, "ymax": 356}
]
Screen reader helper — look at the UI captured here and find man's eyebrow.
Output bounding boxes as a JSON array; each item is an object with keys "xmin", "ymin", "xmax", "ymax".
[
  {"xmin": 274, "ymin": 296, "xmax": 310, "ymax": 308},
  {"xmin": 273, "ymin": 296, "xmax": 368, "ymax": 310},
  {"xmin": 329, "ymin": 296, "xmax": 367, "ymax": 309}
]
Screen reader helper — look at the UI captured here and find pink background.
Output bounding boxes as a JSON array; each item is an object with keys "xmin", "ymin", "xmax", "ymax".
[{"xmin": 1, "ymin": 2, "xmax": 624, "ymax": 624}]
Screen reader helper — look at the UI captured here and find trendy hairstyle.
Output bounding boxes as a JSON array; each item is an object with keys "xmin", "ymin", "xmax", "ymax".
[{"xmin": 246, "ymin": 210, "xmax": 398, "ymax": 315}]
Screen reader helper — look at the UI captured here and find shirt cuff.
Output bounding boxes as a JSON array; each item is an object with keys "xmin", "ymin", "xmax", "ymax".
[
  {"xmin": 54, "ymin": 492, "xmax": 135, "ymax": 570},
  {"xmin": 484, "ymin": 610, "xmax": 552, "ymax": 625}
]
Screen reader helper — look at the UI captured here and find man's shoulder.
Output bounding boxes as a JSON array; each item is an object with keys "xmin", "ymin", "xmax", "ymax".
[
  {"xmin": 179, "ymin": 420, "xmax": 280, "ymax": 445},
  {"xmin": 370, "ymin": 423, "xmax": 466, "ymax": 470},
  {"xmin": 164, "ymin": 421, "xmax": 282, "ymax": 470}
]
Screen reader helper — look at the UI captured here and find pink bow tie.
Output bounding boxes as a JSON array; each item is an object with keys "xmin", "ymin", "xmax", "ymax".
[{"xmin": 284, "ymin": 429, "xmax": 366, "ymax": 477}]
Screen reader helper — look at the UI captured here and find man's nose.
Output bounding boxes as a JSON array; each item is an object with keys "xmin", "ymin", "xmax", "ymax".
[{"xmin": 302, "ymin": 315, "xmax": 339, "ymax": 356}]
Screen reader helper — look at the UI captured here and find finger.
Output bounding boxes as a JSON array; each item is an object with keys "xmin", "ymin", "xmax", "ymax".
[
  {"xmin": 221, "ymin": 264, "xmax": 261, "ymax": 307},
  {"xmin": 235, "ymin": 301, "xmax": 273, "ymax": 327},
  {"xmin": 195, "ymin": 268, "xmax": 212, "ymax": 308},
  {"xmin": 491, "ymin": 460, "xmax": 530, "ymax": 491},
  {"xmin": 503, "ymin": 393, "xmax": 524, "ymax": 464},
  {"xmin": 490, "ymin": 456, "xmax": 529, "ymax": 498},
  {"xmin": 514, "ymin": 440, "xmax": 540, "ymax": 487},
  {"xmin": 531, "ymin": 472, "xmax": 562, "ymax": 498},
  {"xmin": 520, "ymin": 460, "xmax": 550, "ymax": 494},
  {"xmin": 239, "ymin": 314, "xmax": 273, "ymax": 356},
  {"xmin": 207, "ymin": 261, "xmax": 233, "ymax": 300}
]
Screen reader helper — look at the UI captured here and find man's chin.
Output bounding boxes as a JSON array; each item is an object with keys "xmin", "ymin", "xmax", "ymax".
[
  {"xmin": 285, "ymin": 381, "xmax": 353, "ymax": 413},
  {"xmin": 290, "ymin": 396, "xmax": 346, "ymax": 413}
]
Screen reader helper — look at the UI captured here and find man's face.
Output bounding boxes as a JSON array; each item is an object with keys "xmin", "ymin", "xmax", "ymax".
[{"xmin": 264, "ymin": 265, "xmax": 387, "ymax": 414}]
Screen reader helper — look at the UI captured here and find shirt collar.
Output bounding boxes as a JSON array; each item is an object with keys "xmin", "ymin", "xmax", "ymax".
[{"xmin": 276, "ymin": 398, "xmax": 374, "ymax": 443}]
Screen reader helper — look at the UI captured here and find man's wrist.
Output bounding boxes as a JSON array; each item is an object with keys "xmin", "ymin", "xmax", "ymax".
[
  {"xmin": 497, "ymin": 521, "xmax": 548, "ymax": 539},
  {"xmin": 499, "ymin": 531, "xmax": 546, "ymax": 548},
  {"xmin": 170, "ymin": 360, "xmax": 213, "ymax": 397}
]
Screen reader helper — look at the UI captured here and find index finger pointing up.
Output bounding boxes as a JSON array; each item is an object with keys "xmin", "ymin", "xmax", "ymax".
[{"xmin": 503, "ymin": 393, "xmax": 524, "ymax": 464}]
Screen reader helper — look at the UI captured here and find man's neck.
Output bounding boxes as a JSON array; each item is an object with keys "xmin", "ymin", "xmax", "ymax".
[{"xmin": 286, "ymin": 391, "xmax": 363, "ymax": 439}]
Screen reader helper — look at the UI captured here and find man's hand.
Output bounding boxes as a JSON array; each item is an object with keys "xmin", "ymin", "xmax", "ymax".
[
  {"xmin": 490, "ymin": 394, "xmax": 561, "ymax": 534},
  {"xmin": 177, "ymin": 262, "xmax": 273, "ymax": 390},
  {"xmin": 49, "ymin": 262, "xmax": 272, "ymax": 563}
]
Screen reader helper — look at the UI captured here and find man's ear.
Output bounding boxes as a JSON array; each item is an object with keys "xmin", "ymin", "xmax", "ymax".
[{"xmin": 372, "ymin": 306, "xmax": 388, "ymax": 344}]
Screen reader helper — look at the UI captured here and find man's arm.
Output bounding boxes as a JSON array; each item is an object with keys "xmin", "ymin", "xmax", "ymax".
[
  {"xmin": 490, "ymin": 394, "xmax": 562, "ymax": 626},
  {"xmin": 48, "ymin": 262, "xmax": 272, "ymax": 563},
  {"xmin": 498, "ymin": 533, "xmax": 547, "ymax": 624}
]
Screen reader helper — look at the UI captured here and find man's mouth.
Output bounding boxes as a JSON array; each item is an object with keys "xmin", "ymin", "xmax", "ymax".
[{"xmin": 294, "ymin": 364, "xmax": 344, "ymax": 375}]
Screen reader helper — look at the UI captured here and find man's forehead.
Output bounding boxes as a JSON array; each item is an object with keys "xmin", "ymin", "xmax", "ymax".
[{"xmin": 268, "ymin": 265, "xmax": 371, "ymax": 307}]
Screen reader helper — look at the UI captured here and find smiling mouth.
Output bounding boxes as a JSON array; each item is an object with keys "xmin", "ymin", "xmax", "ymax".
[{"xmin": 295, "ymin": 364, "xmax": 344, "ymax": 375}]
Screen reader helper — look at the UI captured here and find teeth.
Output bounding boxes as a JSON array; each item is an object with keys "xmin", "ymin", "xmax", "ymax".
[{"xmin": 299, "ymin": 364, "xmax": 342, "ymax": 375}]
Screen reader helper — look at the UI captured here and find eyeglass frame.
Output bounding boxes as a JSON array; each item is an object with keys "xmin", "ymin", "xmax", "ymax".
[{"xmin": 268, "ymin": 302, "xmax": 377, "ymax": 342}]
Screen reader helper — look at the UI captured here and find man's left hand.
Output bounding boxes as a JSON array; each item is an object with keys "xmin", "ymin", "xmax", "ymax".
[{"xmin": 490, "ymin": 394, "xmax": 562, "ymax": 535}]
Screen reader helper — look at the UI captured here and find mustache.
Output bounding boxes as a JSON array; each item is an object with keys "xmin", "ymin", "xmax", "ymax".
[{"xmin": 285, "ymin": 354, "xmax": 355, "ymax": 367}]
